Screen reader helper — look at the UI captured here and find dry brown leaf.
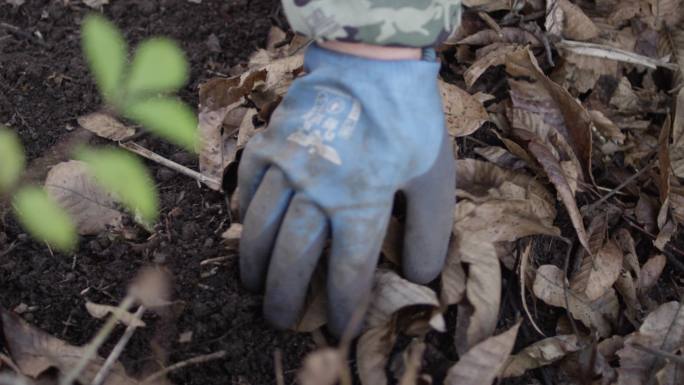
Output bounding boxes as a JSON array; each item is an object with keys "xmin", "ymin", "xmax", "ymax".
[
  {"xmin": 546, "ymin": 0, "xmax": 600, "ymax": 41},
  {"xmin": 528, "ymin": 141, "xmax": 590, "ymax": 252},
  {"xmin": 357, "ymin": 325, "xmax": 396, "ymax": 385},
  {"xmin": 198, "ymin": 70, "xmax": 267, "ymax": 191},
  {"xmin": 501, "ymin": 335, "xmax": 581, "ymax": 378},
  {"xmin": 638, "ymin": 254, "xmax": 667, "ymax": 293},
  {"xmin": 297, "ymin": 348, "xmax": 343, "ymax": 385},
  {"xmin": 456, "ymin": 235, "xmax": 501, "ymax": 350},
  {"xmin": 646, "ymin": 0, "xmax": 683, "ymax": 29},
  {"xmin": 0, "ymin": 308, "xmax": 137, "ymax": 385},
  {"xmin": 505, "ymin": 49, "xmax": 593, "ymax": 252},
  {"xmin": 457, "ymin": 28, "xmax": 542, "ymax": 46},
  {"xmin": 506, "ymin": 48, "xmax": 594, "ymax": 182},
  {"xmin": 398, "ymin": 340, "xmax": 426, "ymax": 385},
  {"xmin": 615, "ymin": 271, "xmax": 642, "ymax": 323},
  {"xmin": 77, "ymin": 112, "xmax": 135, "ymax": 141},
  {"xmin": 617, "ymin": 301, "xmax": 684, "ymax": 385},
  {"xmin": 45, "ymin": 160, "xmax": 123, "ymax": 235},
  {"xmin": 474, "ymin": 146, "xmax": 527, "ymax": 170},
  {"xmin": 590, "ymin": 110, "xmax": 626, "ymax": 144},
  {"xmin": 464, "ymin": 45, "xmax": 524, "ymax": 88},
  {"xmin": 441, "ymin": 237, "xmax": 467, "ymax": 306},
  {"xmin": 367, "ymin": 269, "xmax": 442, "ymax": 330},
  {"xmin": 85, "ymin": 302, "xmax": 145, "ymax": 327},
  {"xmin": 533, "ymin": 265, "xmax": 618, "ymax": 337},
  {"xmin": 129, "ymin": 267, "xmax": 171, "ymax": 308},
  {"xmin": 444, "ymin": 322, "xmax": 521, "ymax": 385},
  {"xmin": 439, "ymin": 81, "xmax": 489, "ymax": 137},
  {"xmin": 571, "ymin": 239, "xmax": 624, "ymax": 301}
]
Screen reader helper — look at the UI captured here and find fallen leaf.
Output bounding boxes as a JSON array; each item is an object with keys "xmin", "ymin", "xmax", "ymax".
[
  {"xmin": 439, "ymin": 81, "xmax": 489, "ymax": 137},
  {"xmin": 533, "ymin": 265, "xmax": 618, "ymax": 337},
  {"xmin": 571, "ymin": 239, "xmax": 624, "ymax": 301},
  {"xmin": 474, "ymin": 146, "xmax": 527, "ymax": 170},
  {"xmin": 441, "ymin": 238, "xmax": 467, "ymax": 306},
  {"xmin": 455, "ymin": 235, "xmax": 501, "ymax": 350},
  {"xmin": 445, "ymin": 322, "xmax": 521, "ymax": 385},
  {"xmin": 638, "ymin": 254, "xmax": 667, "ymax": 293},
  {"xmin": 617, "ymin": 301, "xmax": 684, "ymax": 385},
  {"xmin": 85, "ymin": 302, "xmax": 145, "ymax": 327},
  {"xmin": 398, "ymin": 340, "xmax": 426, "ymax": 385},
  {"xmin": 367, "ymin": 270, "xmax": 441, "ymax": 329},
  {"xmin": 77, "ymin": 112, "xmax": 135, "ymax": 141},
  {"xmin": 546, "ymin": 0, "xmax": 600, "ymax": 41},
  {"xmin": 298, "ymin": 348, "xmax": 343, "ymax": 385},
  {"xmin": 357, "ymin": 325, "xmax": 396, "ymax": 385},
  {"xmin": 501, "ymin": 335, "xmax": 581, "ymax": 377},
  {"xmin": 45, "ymin": 160, "xmax": 124, "ymax": 235},
  {"xmin": 0, "ymin": 307, "xmax": 137, "ymax": 385},
  {"xmin": 464, "ymin": 45, "xmax": 524, "ymax": 88}
]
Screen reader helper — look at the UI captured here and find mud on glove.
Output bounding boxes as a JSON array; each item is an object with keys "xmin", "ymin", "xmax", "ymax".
[{"xmin": 238, "ymin": 44, "xmax": 455, "ymax": 337}]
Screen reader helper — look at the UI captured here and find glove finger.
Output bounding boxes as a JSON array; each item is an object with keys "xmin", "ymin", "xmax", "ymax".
[
  {"xmin": 240, "ymin": 167, "xmax": 293, "ymax": 292},
  {"xmin": 327, "ymin": 207, "xmax": 390, "ymax": 338},
  {"xmin": 263, "ymin": 195, "xmax": 328, "ymax": 330},
  {"xmin": 237, "ymin": 147, "xmax": 269, "ymax": 221},
  {"xmin": 402, "ymin": 136, "xmax": 455, "ymax": 284}
]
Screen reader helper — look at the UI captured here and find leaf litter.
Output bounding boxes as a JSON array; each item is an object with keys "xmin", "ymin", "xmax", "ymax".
[{"xmin": 7, "ymin": 2, "xmax": 684, "ymax": 385}]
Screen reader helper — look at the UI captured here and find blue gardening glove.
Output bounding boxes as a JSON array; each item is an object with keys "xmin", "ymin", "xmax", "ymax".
[{"xmin": 238, "ymin": 44, "xmax": 455, "ymax": 337}]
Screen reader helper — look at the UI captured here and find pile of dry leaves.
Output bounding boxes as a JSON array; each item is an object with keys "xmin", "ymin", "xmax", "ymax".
[{"xmin": 3, "ymin": 0, "xmax": 684, "ymax": 384}]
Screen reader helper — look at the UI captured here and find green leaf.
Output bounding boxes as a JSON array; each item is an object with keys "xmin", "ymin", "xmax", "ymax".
[
  {"xmin": 78, "ymin": 147, "xmax": 158, "ymax": 223},
  {"xmin": 126, "ymin": 38, "xmax": 189, "ymax": 96},
  {"xmin": 13, "ymin": 187, "xmax": 77, "ymax": 251},
  {"xmin": 0, "ymin": 127, "xmax": 25, "ymax": 192},
  {"xmin": 124, "ymin": 98, "xmax": 198, "ymax": 152},
  {"xmin": 82, "ymin": 14, "xmax": 127, "ymax": 105}
]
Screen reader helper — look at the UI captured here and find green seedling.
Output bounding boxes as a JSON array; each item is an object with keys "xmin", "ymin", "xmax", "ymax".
[
  {"xmin": 0, "ymin": 16, "xmax": 199, "ymax": 252},
  {"xmin": 1, "ymin": 127, "xmax": 77, "ymax": 251},
  {"xmin": 82, "ymin": 14, "xmax": 198, "ymax": 151}
]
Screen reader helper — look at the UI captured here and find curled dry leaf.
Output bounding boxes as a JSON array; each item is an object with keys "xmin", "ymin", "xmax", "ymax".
[
  {"xmin": 441, "ymin": 237, "xmax": 467, "ymax": 306},
  {"xmin": 298, "ymin": 348, "xmax": 344, "ymax": 385},
  {"xmin": 638, "ymin": 254, "xmax": 667, "ymax": 293},
  {"xmin": 445, "ymin": 322, "xmax": 521, "ymax": 385},
  {"xmin": 455, "ymin": 235, "xmax": 501, "ymax": 350},
  {"xmin": 617, "ymin": 302, "xmax": 684, "ymax": 385},
  {"xmin": 85, "ymin": 302, "xmax": 145, "ymax": 328},
  {"xmin": 439, "ymin": 80, "xmax": 489, "ymax": 137},
  {"xmin": 505, "ymin": 48, "xmax": 593, "ymax": 251},
  {"xmin": 533, "ymin": 265, "xmax": 618, "ymax": 337},
  {"xmin": 357, "ymin": 325, "xmax": 396, "ymax": 385},
  {"xmin": 45, "ymin": 160, "xmax": 124, "ymax": 235},
  {"xmin": 464, "ymin": 45, "xmax": 524, "ymax": 88},
  {"xmin": 571, "ymin": 239, "xmax": 623, "ymax": 301},
  {"xmin": 501, "ymin": 335, "xmax": 581, "ymax": 378},
  {"xmin": 457, "ymin": 28, "xmax": 542, "ymax": 46},
  {"xmin": 0, "ymin": 307, "xmax": 136, "ymax": 385},
  {"xmin": 474, "ymin": 146, "xmax": 527, "ymax": 170},
  {"xmin": 78, "ymin": 112, "xmax": 136, "ymax": 141},
  {"xmin": 546, "ymin": 0, "xmax": 600, "ymax": 41},
  {"xmin": 367, "ymin": 269, "xmax": 442, "ymax": 330}
]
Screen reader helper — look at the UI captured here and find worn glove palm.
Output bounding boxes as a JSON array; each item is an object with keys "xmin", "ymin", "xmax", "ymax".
[{"xmin": 238, "ymin": 44, "xmax": 455, "ymax": 336}]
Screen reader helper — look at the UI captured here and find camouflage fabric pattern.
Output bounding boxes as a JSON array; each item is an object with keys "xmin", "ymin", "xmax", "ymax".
[{"xmin": 282, "ymin": 0, "xmax": 462, "ymax": 47}]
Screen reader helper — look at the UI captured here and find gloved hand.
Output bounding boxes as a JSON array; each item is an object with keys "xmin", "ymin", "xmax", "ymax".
[{"xmin": 238, "ymin": 44, "xmax": 455, "ymax": 337}]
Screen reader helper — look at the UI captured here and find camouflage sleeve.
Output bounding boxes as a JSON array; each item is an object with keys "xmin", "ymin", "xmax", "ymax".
[{"xmin": 282, "ymin": 0, "xmax": 462, "ymax": 48}]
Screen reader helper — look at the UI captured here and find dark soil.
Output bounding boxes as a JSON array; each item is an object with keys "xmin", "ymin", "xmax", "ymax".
[{"xmin": 0, "ymin": 1, "xmax": 313, "ymax": 384}]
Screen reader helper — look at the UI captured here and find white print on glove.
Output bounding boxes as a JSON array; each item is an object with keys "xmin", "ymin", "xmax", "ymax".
[{"xmin": 287, "ymin": 86, "xmax": 361, "ymax": 166}]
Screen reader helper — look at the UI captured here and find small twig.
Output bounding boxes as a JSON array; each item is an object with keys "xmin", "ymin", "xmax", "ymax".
[
  {"xmin": 587, "ymin": 162, "xmax": 655, "ymax": 212},
  {"xmin": 92, "ymin": 306, "xmax": 146, "ymax": 385},
  {"xmin": 560, "ymin": 236, "xmax": 582, "ymax": 340},
  {"xmin": 557, "ymin": 39, "xmax": 679, "ymax": 70},
  {"xmin": 632, "ymin": 343, "xmax": 684, "ymax": 365},
  {"xmin": 141, "ymin": 351, "xmax": 226, "ymax": 384},
  {"xmin": 0, "ymin": 241, "xmax": 17, "ymax": 258},
  {"xmin": 119, "ymin": 142, "xmax": 221, "ymax": 191},
  {"xmin": 519, "ymin": 241, "xmax": 546, "ymax": 337},
  {"xmin": 0, "ymin": 22, "xmax": 47, "ymax": 47},
  {"xmin": 60, "ymin": 295, "xmax": 135, "ymax": 385},
  {"xmin": 274, "ymin": 350, "xmax": 285, "ymax": 385}
]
